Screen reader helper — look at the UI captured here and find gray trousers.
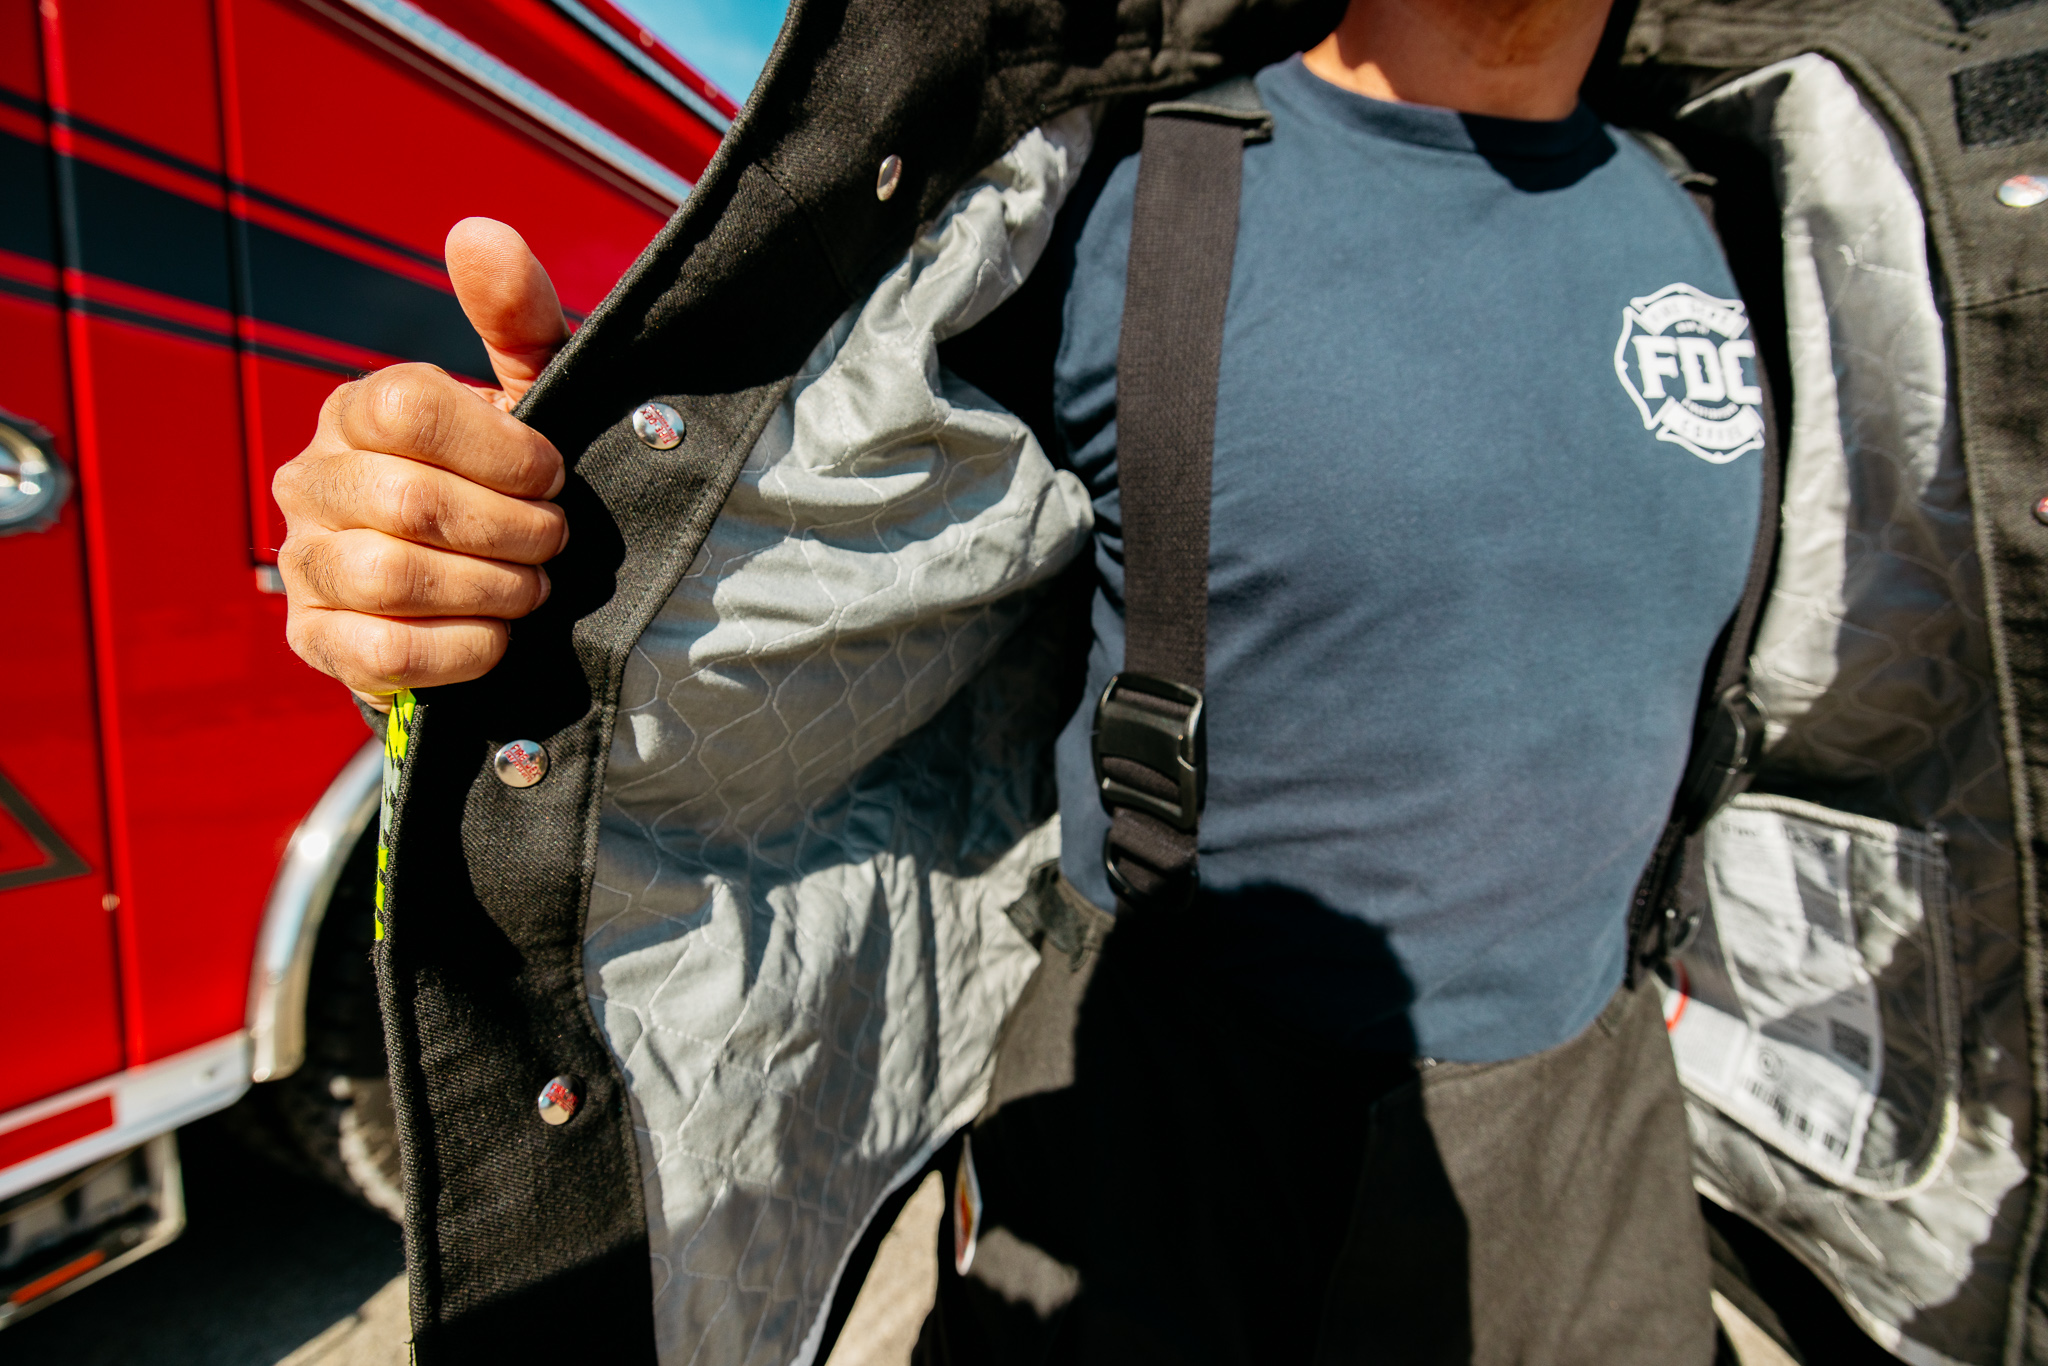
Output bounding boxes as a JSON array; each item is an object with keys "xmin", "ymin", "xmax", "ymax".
[{"xmin": 910, "ymin": 875, "xmax": 1716, "ymax": 1366}]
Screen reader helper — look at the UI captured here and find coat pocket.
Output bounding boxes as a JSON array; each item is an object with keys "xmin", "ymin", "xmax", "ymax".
[{"xmin": 1665, "ymin": 793, "xmax": 1960, "ymax": 1198}]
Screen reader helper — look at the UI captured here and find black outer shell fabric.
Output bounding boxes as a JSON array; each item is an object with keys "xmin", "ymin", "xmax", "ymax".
[
  {"xmin": 365, "ymin": 0, "xmax": 2048, "ymax": 1358},
  {"xmin": 1608, "ymin": 6, "xmax": 2048, "ymax": 1354}
]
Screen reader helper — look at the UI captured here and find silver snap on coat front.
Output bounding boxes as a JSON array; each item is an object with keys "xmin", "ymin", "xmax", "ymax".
[
  {"xmin": 631, "ymin": 401, "xmax": 685, "ymax": 449},
  {"xmin": 536, "ymin": 1076, "xmax": 580, "ymax": 1125},
  {"xmin": 492, "ymin": 739, "xmax": 548, "ymax": 788},
  {"xmin": 1996, "ymin": 173, "xmax": 2046, "ymax": 207}
]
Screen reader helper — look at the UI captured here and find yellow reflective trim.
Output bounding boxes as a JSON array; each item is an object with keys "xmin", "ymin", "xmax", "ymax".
[
  {"xmin": 384, "ymin": 689, "xmax": 415, "ymax": 763},
  {"xmin": 375, "ymin": 690, "xmax": 413, "ymax": 944}
]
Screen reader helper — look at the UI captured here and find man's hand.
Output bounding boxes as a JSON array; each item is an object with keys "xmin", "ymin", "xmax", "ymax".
[{"xmin": 275, "ymin": 219, "xmax": 573, "ymax": 709}]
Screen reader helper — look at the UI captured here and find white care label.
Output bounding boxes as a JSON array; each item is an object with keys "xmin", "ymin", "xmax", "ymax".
[{"xmin": 1664, "ymin": 801, "xmax": 1883, "ymax": 1184}]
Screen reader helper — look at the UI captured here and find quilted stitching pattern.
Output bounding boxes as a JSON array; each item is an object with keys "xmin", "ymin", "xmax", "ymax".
[
  {"xmin": 1679, "ymin": 57, "xmax": 2027, "ymax": 1366},
  {"xmin": 585, "ymin": 111, "xmax": 1096, "ymax": 1366}
]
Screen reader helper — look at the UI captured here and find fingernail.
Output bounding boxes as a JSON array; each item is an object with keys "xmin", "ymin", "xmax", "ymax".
[
  {"xmin": 536, "ymin": 567, "xmax": 552, "ymax": 605},
  {"xmin": 558, "ymin": 522, "xmax": 571, "ymax": 554}
]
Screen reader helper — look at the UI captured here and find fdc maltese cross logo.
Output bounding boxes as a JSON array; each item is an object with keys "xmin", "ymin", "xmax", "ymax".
[{"xmin": 1614, "ymin": 282, "xmax": 1765, "ymax": 464}]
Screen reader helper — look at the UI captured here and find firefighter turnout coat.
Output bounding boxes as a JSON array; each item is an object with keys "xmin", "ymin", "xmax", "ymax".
[{"xmin": 364, "ymin": 0, "xmax": 2048, "ymax": 1361}]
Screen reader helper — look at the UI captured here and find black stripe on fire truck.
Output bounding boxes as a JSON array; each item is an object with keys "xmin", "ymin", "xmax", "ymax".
[
  {"xmin": 0, "ymin": 274, "xmax": 57, "ymax": 307},
  {"xmin": 61, "ymin": 154, "xmax": 238, "ymax": 311},
  {"xmin": 0, "ymin": 118, "xmax": 55, "ymax": 266},
  {"xmin": 0, "ymin": 85, "xmax": 449, "ymax": 274},
  {"xmin": 5, "ymin": 278, "xmax": 438, "ymax": 380},
  {"xmin": 63, "ymin": 154, "xmax": 490, "ymax": 374},
  {"xmin": 0, "ymin": 127, "xmax": 492, "ymax": 379},
  {"xmin": 67, "ymin": 295, "xmax": 396, "ymax": 377},
  {"xmin": 239, "ymin": 215, "xmax": 490, "ymax": 377},
  {"xmin": 65, "ymin": 296, "xmax": 234, "ymax": 351}
]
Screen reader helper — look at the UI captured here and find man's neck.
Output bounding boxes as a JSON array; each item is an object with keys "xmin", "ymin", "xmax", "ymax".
[{"xmin": 1302, "ymin": 0, "xmax": 1615, "ymax": 121}]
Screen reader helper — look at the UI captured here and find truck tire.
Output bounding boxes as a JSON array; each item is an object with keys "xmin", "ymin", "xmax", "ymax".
[{"xmin": 227, "ymin": 825, "xmax": 405, "ymax": 1220}]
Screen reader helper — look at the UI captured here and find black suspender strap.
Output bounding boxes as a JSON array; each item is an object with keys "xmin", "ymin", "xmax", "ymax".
[
  {"xmin": 1097, "ymin": 104, "xmax": 1787, "ymax": 945},
  {"xmin": 1094, "ymin": 79, "xmax": 1271, "ymax": 912}
]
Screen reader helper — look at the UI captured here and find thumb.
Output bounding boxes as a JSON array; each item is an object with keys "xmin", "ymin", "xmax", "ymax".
[{"xmin": 445, "ymin": 217, "xmax": 570, "ymax": 406}]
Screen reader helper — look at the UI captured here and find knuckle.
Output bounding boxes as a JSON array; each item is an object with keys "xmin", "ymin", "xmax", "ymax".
[
  {"xmin": 281, "ymin": 533, "xmax": 335, "ymax": 603},
  {"xmin": 354, "ymin": 538, "xmax": 425, "ymax": 615},
  {"xmin": 287, "ymin": 607, "xmax": 357, "ymax": 688},
  {"xmin": 272, "ymin": 462, "xmax": 307, "ymax": 520},
  {"xmin": 283, "ymin": 609, "xmax": 324, "ymax": 672},
  {"xmin": 360, "ymin": 364, "xmax": 447, "ymax": 454},
  {"xmin": 373, "ymin": 463, "xmax": 445, "ymax": 543},
  {"xmin": 326, "ymin": 376, "xmax": 378, "ymax": 446},
  {"xmin": 504, "ymin": 499, "xmax": 566, "ymax": 562},
  {"xmin": 354, "ymin": 617, "xmax": 420, "ymax": 685},
  {"xmin": 480, "ymin": 421, "xmax": 555, "ymax": 500},
  {"xmin": 273, "ymin": 446, "xmax": 349, "ymax": 522},
  {"xmin": 514, "ymin": 437, "xmax": 564, "ymax": 498},
  {"xmin": 431, "ymin": 487, "xmax": 551, "ymax": 563},
  {"xmin": 504, "ymin": 564, "xmax": 545, "ymax": 617},
  {"xmin": 317, "ymin": 379, "xmax": 355, "ymax": 431},
  {"xmin": 275, "ymin": 535, "xmax": 311, "ymax": 591},
  {"xmin": 271, "ymin": 457, "xmax": 306, "ymax": 511},
  {"xmin": 539, "ymin": 500, "xmax": 568, "ymax": 542},
  {"xmin": 294, "ymin": 531, "xmax": 410, "ymax": 614},
  {"xmin": 280, "ymin": 433, "xmax": 368, "ymax": 517},
  {"xmin": 461, "ymin": 620, "xmax": 511, "ymax": 673},
  {"xmin": 299, "ymin": 533, "xmax": 350, "ymax": 599},
  {"xmin": 476, "ymin": 503, "xmax": 543, "ymax": 563}
]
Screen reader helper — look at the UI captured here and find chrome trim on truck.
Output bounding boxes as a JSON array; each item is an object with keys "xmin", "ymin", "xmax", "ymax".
[
  {"xmin": 0, "ymin": 1035, "xmax": 248, "ymax": 1201},
  {"xmin": 0, "ymin": 412, "xmax": 71, "ymax": 537},
  {"xmin": 247, "ymin": 740, "xmax": 382, "ymax": 1083},
  {"xmin": 0, "ymin": 1134, "xmax": 185, "ymax": 1329},
  {"xmin": 550, "ymin": 0, "xmax": 734, "ymax": 135},
  {"xmin": 323, "ymin": 0, "xmax": 694, "ymax": 206}
]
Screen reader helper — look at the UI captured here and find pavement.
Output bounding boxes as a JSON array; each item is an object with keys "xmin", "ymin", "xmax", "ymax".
[
  {"xmin": 4, "ymin": 1117, "xmax": 404, "ymax": 1365},
  {"xmin": 3, "ymin": 1117, "xmax": 1794, "ymax": 1366},
  {"xmin": 0, "ymin": 1115, "xmax": 937, "ymax": 1366}
]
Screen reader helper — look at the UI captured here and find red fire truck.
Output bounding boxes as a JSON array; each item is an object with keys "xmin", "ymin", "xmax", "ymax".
[{"xmin": 1, "ymin": 0, "xmax": 731, "ymax": 1322}]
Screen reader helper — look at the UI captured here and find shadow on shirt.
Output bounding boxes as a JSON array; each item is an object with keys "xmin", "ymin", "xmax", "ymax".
[
  {"xmin": 903, "ymin": 876, "xmax": 1478, "ymax": 1365},
  {"xmin": 1463, "ymin": 110, "xmax": 1618, "ymax": 194}
]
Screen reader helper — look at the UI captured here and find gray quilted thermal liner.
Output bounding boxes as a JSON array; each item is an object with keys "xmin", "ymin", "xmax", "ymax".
[
  {"xmin": 1675, "ymin": 56, "xmax": 2027, "ymax": 1366},
  {"xmin": 584, "ymin": 110, "xmax": 1097, "ymax": 1366}
]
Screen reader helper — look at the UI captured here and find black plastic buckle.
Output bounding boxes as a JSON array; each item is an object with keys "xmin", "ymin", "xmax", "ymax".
[
  {"xmin": 1091, "ymin": 672, "xmax": 1206, "ymax": 833},
  {"xmin": 1677, "ymin": 685, "xmax": 1765, "ymax": 829}
]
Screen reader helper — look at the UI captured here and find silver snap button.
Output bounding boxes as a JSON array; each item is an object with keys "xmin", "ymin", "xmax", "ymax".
[
  {"xmin": 876, "ymin": 154, "xmax": 902, "ymax": 202},
  {"xmin": 536, "ymin": 1075, "xmax": 580, "ymax": 1126},
  {"xmin": 2033, "ymin": 495, "xmax": 2048, "ymax": 526},
  {"xmin": 1997, "ymin": 174, "xmax": 2046, "ymax": 209},
  {"xmin": 631, "ymin": 401, "xmax": 685, "ymax": 450},
  {"xmin": 492, "ymin": 739, "xmax": 548, "ymax": 788}
]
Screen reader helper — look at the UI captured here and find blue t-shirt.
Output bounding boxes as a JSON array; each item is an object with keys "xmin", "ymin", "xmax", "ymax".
[{"xmin": 1051, "ymin": 57, "xmax": 1763, "ymax": 1062}]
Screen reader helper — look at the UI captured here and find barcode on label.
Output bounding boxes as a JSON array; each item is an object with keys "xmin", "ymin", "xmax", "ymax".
[
  {"xmin": 1829, "ymin": 1019, "xmax": 1873, "ymax": 1070},
  {"xmin": 1745, "ymin": 1076, "xmax": 1850, "ymax": 1158}
]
